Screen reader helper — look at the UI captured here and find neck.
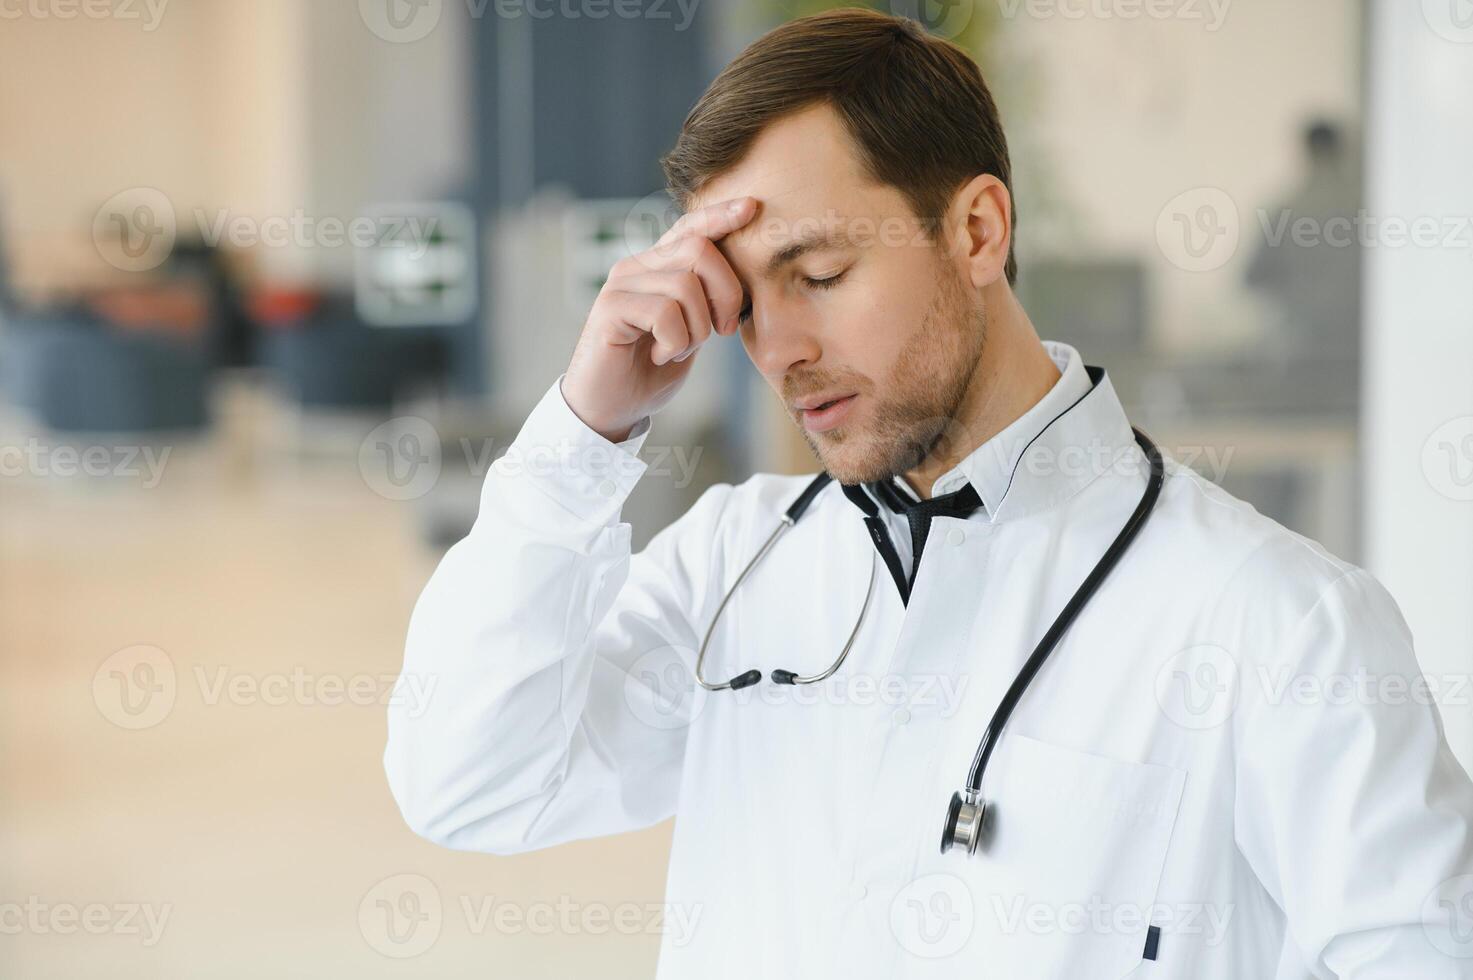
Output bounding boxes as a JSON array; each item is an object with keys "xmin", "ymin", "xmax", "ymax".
[{"xmin": 901, "ymin": 287, "xmax": 1060, "ymax": 501}]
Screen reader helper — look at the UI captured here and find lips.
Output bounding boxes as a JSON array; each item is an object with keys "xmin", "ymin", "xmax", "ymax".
[
  {"xmin": 793, "ymin": 392, "xmax": 856, "ymax": 412},
  {"xmin": 797, "ymin": 393, "xmax": 858, "ymax": 433}
]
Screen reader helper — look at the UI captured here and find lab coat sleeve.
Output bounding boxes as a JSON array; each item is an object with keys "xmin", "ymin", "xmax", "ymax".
[
  {"xmin": 383, "ymin": 375, "xmax": 731, "ymax": 854},
  {"xmin": 1233, "ymin": 566, "xmax": 1473, "ymax": 977}
]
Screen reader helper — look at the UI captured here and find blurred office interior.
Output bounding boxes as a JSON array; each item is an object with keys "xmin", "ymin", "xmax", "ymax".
[{"xmin": 1, "ymin": 0, "xmax": 1470, "ymax": 976}]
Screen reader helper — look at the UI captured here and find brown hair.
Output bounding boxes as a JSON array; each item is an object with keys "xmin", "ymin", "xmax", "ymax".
[{"xmin": 661, "ymin": 7, "xmax": 1017, "ymax": 286}]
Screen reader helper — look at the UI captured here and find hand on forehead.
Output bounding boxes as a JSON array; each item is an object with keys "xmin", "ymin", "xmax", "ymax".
[
  {"xmin": 687, "ymin": 105, "xmax": 898, "ymax": 269},
  {"xmin": 699, "ymin": 174, "xmax": 915, "ymax": 283}
]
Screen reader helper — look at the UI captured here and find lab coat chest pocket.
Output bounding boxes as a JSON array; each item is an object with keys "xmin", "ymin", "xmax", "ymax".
[{"xmin": 962, "ymin": 734, "xmax": 1186, "ymax": 979}]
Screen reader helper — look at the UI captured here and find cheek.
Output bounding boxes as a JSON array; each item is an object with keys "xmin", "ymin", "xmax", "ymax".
[{"xmin": 841, "ymin": 295, "xmax": 919, "ymax": 373}]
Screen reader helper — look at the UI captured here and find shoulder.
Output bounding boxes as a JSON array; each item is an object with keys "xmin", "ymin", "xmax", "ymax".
[{"xmin": 1151, "ymin": 456, "xmax": 1402, "ymax": 656}]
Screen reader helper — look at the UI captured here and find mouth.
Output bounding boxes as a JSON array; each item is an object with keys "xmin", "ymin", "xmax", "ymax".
[{"xmin": 796, "ymin": 393, "xmax": 858, "ymax": 433}]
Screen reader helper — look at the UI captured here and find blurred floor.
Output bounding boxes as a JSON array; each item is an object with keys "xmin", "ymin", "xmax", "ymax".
[{"xmin": 0, "ymin": 385, "xmax": 671, "ymax": 978}]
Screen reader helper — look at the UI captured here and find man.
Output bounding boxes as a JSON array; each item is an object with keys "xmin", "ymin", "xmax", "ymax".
[{"xmin": 385, "ymin": 9, "xmax": 1473, "ymax": 978}]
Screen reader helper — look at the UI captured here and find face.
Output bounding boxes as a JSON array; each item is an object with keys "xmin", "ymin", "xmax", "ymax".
[{"xmin": 691, "ymin": 104, "xmax": 988, "ymax": 486}]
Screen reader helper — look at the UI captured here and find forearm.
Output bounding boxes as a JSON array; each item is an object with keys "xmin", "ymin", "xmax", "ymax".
[{"xmin": 384, "ymin": 376, "xmax": 653, "ymax": 851}]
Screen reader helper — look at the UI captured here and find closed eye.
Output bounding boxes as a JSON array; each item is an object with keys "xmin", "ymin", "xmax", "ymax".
[
  {"xmin": 802, "ymin": 269, "xmax": 848, "ymax": 290},
  {"xmin": 737, "ymin": 269, "xmax": 850, "ymax": 324}
]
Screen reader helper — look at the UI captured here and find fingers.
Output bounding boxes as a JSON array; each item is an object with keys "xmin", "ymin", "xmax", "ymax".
[
  {"xmin": 601, "ymin": 290, "xmax": 693, "ymax": 366},
  {"xmin": 660, "ymin": 196, "xmax": 757, "ymax": 247},
  {"xmin": 613, "ymin": 270, "xmax": 714, "ymax": 356},
  {"xmin": 596, "ymin": 196, "xmax": 756, "ymax": 365},
  {"xmin": 614, "ymin": 232, "xmax": 747, "ymax": 336}
]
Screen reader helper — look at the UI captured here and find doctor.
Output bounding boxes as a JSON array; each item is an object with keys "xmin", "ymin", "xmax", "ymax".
[{"xmin": 385, "ymin": 9, "xmax": 1473, "ymax": 978}]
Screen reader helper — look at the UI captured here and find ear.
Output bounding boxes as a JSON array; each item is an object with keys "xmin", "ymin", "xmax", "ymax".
[{"xmin": 946, "ymin": 173, "xmax": 1012, "ymax": 290}]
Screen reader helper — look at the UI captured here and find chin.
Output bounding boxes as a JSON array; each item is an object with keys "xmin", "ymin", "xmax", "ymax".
[{"xmin": 808, "ymin": 434, "xmax": 891, "ymax": 486}]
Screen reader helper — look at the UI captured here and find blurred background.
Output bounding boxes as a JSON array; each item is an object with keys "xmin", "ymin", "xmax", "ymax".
[{"xmin": 1, "ymin": 0, "xmax": 1470, "ymax": 976}]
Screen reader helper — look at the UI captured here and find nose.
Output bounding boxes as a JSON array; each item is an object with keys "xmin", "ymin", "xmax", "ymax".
[{"xmin": 744, "ymin": 303, "xmax": 823, "ymax": 381}]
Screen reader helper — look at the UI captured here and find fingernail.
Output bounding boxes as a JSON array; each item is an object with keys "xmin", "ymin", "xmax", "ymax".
[
  {"xmin": 674, "ymin": 349, "xmax": 692, "ymax": 363},
  {"xmin": 728, "ymin": 199, "xmax": 745, "ymax": 214}
]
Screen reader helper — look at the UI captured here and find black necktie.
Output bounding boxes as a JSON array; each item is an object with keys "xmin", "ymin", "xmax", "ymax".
[{"xmin": 841, "ymin": 479, "xmax": 983, "ymax": 604}]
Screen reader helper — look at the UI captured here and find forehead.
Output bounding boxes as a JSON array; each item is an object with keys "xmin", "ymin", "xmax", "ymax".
[{"xmin": 690, "ymin": 104, "xmax": 913, "ymax": 263}]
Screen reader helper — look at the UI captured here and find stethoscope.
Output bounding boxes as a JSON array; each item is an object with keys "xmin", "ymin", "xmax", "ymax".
[{"xmin": 692, "ymin": 422, "xmax": 1166, "ymax": 859}]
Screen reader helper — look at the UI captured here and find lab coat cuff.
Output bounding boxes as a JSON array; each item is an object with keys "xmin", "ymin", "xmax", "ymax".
[{"xmin": 491, "ymin": 375, "xmax": 651, "ymax": 527}]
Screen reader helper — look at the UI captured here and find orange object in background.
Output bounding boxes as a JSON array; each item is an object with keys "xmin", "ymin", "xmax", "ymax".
[
  {"xmin": 246, "ymin": 288, "xmax": 321, "ymax": 329},
  {"xmin": 86, "ymin": 282, "xmax": 212, "ymax": 338}
]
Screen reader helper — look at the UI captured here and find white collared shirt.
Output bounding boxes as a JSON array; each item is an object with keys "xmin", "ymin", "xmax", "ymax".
[
  {"xmin": 862, "ymin": 343, "xmax": 1094, "ymax": 585},
  {"xmin": 386, "ymin": 341, "xmax": 1473, "ymax": 979}
]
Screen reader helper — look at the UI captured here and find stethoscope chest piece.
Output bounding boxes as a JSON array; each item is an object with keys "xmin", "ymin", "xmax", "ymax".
[{"xmin": 940, "ymin": 791, "xmax": 987, "ymax": 856}]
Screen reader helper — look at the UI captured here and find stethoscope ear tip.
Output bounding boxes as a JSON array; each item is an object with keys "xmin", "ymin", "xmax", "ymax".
[
  {"xmin": 728, "ymin": 669, "xmax": 763, "ymax": 690},
  {"xmin": 770, "ymin": 669, "xmax": 797, "ymax": 685}
]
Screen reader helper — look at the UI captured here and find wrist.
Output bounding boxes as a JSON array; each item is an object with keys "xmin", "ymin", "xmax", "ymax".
[{"xmin": 558, "ymin": 377, "xmax": 638, "ymax": 444}]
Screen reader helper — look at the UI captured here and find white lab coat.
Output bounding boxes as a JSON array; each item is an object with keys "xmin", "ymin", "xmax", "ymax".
[{"xmin": 385, "ymin": 342, "xmax": 1473, "ymax": 979}]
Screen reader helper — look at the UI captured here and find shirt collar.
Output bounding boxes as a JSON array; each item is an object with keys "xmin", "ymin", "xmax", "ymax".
[{"xmin": 847, "ymin": 341, "xmax": 1137, "ymax": 524}]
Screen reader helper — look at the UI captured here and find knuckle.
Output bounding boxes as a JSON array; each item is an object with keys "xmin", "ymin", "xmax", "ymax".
[{"xmin": 675, "ymin": 269, "xmax": 704, "ymax": 299}]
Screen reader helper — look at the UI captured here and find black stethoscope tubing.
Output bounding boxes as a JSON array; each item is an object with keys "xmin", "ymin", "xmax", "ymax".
[
  {"xmin": 692, "ymin": 416, "xmax": 1166, "ymax": 857},
  {"xmin": 963, "ymin": 426, "xmax": 1164, "ymax": 796}
]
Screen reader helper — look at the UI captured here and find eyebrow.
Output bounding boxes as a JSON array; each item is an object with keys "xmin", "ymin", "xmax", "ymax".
[{"xmin": 762, "ymin": 230, "xmax": 854, "ymax": 278}]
